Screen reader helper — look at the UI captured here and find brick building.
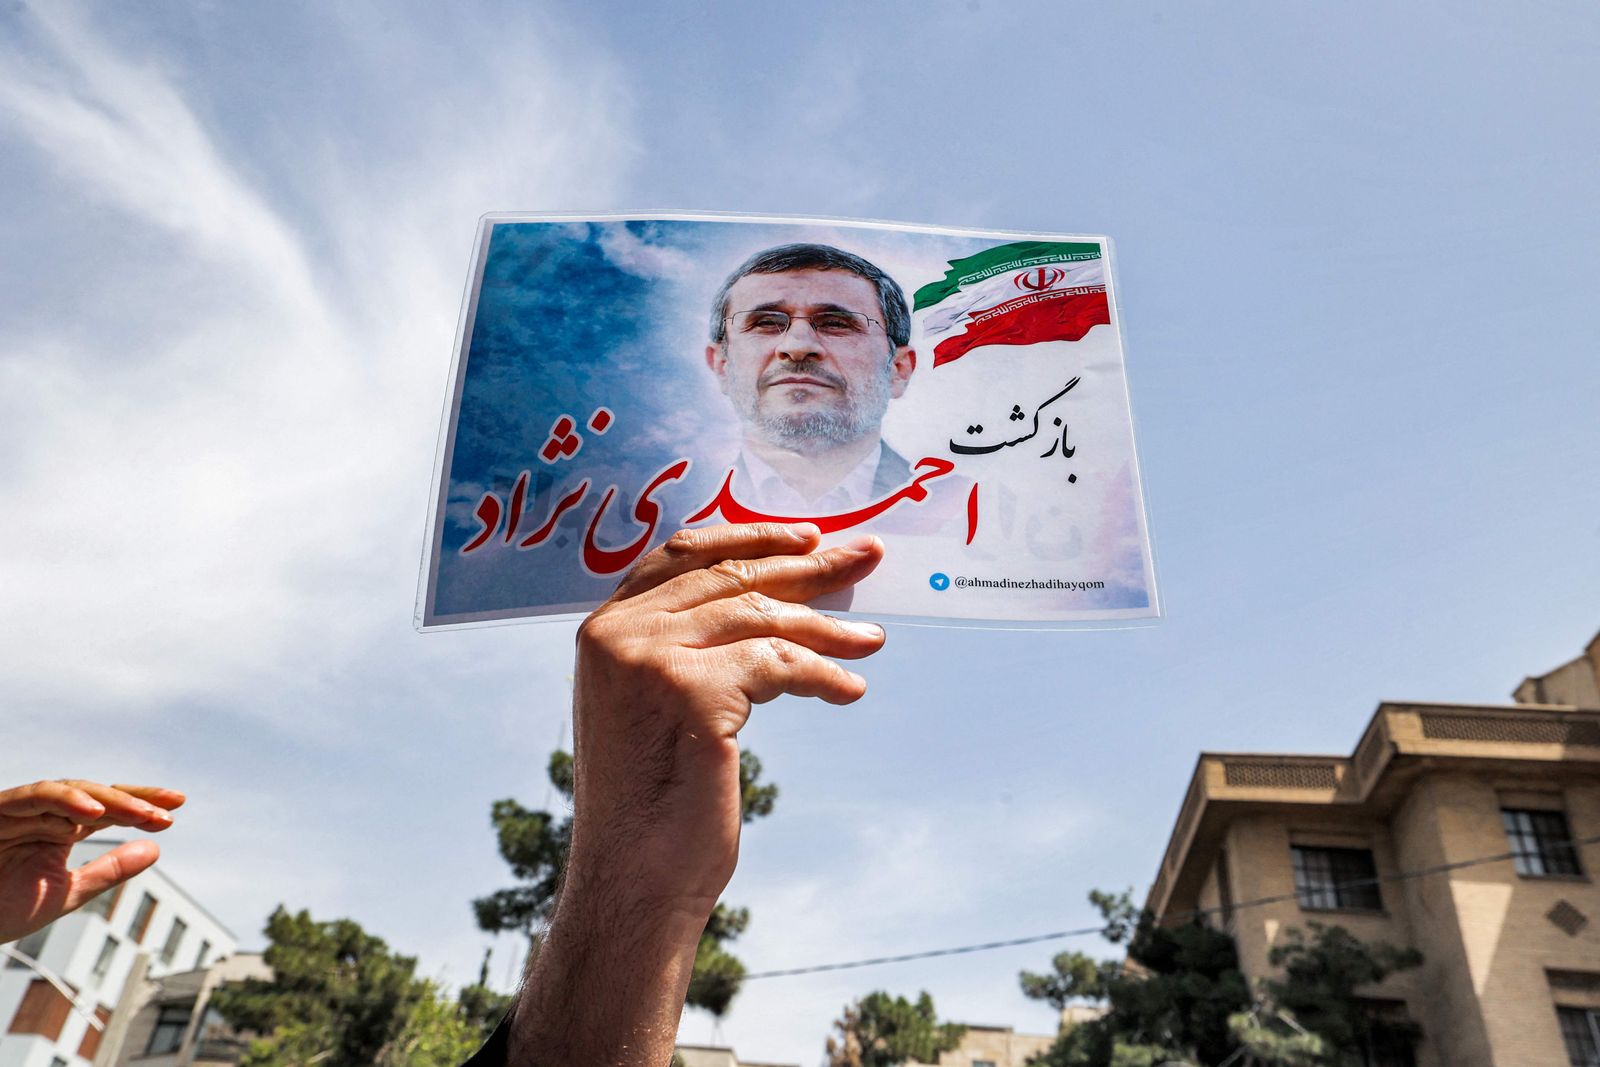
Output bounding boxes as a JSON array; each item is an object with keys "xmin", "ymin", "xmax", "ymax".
[{"xmin": 1148, "ymin": 630, "xmax": 1600, "ymax": 1066}]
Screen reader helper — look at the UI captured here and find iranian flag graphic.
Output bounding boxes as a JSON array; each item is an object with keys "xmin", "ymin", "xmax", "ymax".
[{"xmin": 913, "ymin": 241, "xmax": 1109, "ymax": 367}]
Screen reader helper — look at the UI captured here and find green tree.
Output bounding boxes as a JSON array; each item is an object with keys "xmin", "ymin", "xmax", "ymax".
[
  {"xmin": 210, "ymin": 907, "xmax": 500, "ymax": 1067},
  {"xmin": 475, "ymin": 748, "xmax": 778, "ymax": 1018},
  {"xmin": 685, "ymin": 903, "xmax": 749, "ymax": 1017},
  {"xmin": 1025, "ymin": 890, "xmax": 1249, "ymax": 1066},
  {"xmin": 825, "ymin": 991, "xmax": 966, "ymax": 1067},
  {"xmin": 380, "ymin": 983, "xmax": 482, "ymax": 1067},
  {"xmin": 1229, "ymin": 923, "xmax": 1423, "ymax": 1067},
  {"xmin": 211, "ymin": 907, "xmax": 425, "ymax": 1067},
  {"xmin": 454, "ymin": 949, "xmax": 513, "ymax": 1041},
  {"xmin": 1022, "ymin": 894, "xmax": 1423, "ymax": 1067},
  {"xmin": 454, "ymin": 981, "xmax": 512, "ymax": 1041},
  {"xmin": 1020, "ymin": 950, "xmax": 1111, "ymax": 1009}
]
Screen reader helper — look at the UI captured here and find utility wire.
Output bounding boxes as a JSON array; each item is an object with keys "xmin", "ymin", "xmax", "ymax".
[{"xmin": 740, "ymin": 830, "xmax": 1600, "ymax": 980}]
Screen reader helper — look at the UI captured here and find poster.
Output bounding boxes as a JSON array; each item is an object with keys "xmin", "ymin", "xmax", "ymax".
[{"xmin": 417, "ymin": 214, "xmax": 1159, "ymax": 629}]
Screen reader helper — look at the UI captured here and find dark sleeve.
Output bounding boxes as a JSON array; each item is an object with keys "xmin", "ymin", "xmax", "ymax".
[{"xmin": 461, "ymin": 1012, "xmax": 512, "ymax": 1067}]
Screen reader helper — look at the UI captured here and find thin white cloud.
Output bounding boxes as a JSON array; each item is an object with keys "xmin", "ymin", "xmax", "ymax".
[
  {"xmin": 0, "ymin": 5, "xmax": 637, "ymax": 714},
  {"xmin": 0, "ymin": 6, "xmax": 323, "ymax": 321}
]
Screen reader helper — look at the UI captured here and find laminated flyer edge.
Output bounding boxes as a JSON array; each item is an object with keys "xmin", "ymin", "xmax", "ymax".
[{"xmin": 414, "ymin": 211, "xmax": 1161, "ymax": 632}]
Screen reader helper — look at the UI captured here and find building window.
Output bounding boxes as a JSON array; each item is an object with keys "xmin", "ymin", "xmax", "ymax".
[
  {"xmin": 973, "ymin": 1061, "xmax": 997, "ymax": 1067},
  {"xmin": 128, "ymin": 892, "xmax": 158, "ymax": 944},
  {"xmin": 1291, "ymin": 846, "xmax": 1382, "ymax": 911},
  {"xmin": 159, "ymin": 918, "xmax": 188, "ymax": 966},
  {"xmin": 1356, "ymin": 1000, "xmax": 1418, "ymax": 1067},
  {"xmin": 193, "ymin": 939, "xmax": 212, "ymax": 970},
  {"xmin": 90, "ymin": 935, "xmax": 119, "ymax": 985},
  {"xmin": 1559, "ymin": 1006, "xmax": 1600, "ymax": 1066},
  {"xmin": 145, "ymin": 1003, "xmax": 193, "ymax": 1057},
  {"xmin": 191, "ymin": 1004, "xmax": 247, "ymax": 1063},
  {"xmin": 6, "ymin": 926, "xmax": 48, "ymax": 968},
  {"xmin": 1360, "ymin": 1041, "xmax": 1417, "ymax": 1067},
  {"xmin": 1503, "ymin": 809, "xmax": 1583, "ymax": 877}
]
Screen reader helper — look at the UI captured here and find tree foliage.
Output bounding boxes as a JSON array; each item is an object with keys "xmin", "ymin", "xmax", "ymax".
[
  {"xmin": 471, "ymin": 751, "xmax": 574, "ymax": 939},
  {"xmin": 1020, "ymin": 893, "xmax": 1421, "ymax": 1067},
  {"xmin": 685, "ymin": 904, "xmax": 749, "ymax": 1018},
  {"xmin": 380, "ymin": 983, "xmax": 484, "ymax": 1067},
  {"xmin": 1229, "ymin": 924, "xmax": 1423, "ymax": 1067},
  {"xmin": 825, "ymin": 991, "xmax": 966, "ymax": 1067},
  {"xmin": 474, "ymin": 747, "xmax": 779, "ymax": 1018},
  {"xmin": 210, "ymin": 907, "xmax": 506, "ymax": 1067},
  {"xmin": 1020, "ymin": 950, "xmax": 1112, "ymax": 1009}
]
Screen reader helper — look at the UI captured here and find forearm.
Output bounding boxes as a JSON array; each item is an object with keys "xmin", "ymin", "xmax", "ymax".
[
  {"xmin": 493, "ymin": 524, "xmax": 884, "ymax": 1065},
  {"xmin": 507, "ymin": 864, "xmax": 709, "ymax": 1066}
]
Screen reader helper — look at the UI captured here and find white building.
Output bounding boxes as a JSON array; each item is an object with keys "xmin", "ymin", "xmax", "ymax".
[{"xmin": 0, "ymin": 842, "xmax": 235, "ymax": 1067}]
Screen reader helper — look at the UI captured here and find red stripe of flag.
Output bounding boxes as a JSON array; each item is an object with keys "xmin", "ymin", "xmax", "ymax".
[{"xmin": 932, "ymin": 287, "xmax": 1109, "ymax": 367}]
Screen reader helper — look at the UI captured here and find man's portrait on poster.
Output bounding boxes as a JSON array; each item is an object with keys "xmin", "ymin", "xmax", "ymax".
[{"xmin": 704, "ymin": 243, "xmax": 918, "ymax": 515}]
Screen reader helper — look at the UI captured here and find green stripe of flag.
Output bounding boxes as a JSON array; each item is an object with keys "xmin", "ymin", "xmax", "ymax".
[{"xmin": 912, "ymin": 240, "xmax": 1104, "ymax": 310}]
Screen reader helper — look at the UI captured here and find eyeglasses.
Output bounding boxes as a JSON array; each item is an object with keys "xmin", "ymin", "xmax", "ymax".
[{"xmin": 725, "ymin": 309, "xmax": 883, "ymax": 339}]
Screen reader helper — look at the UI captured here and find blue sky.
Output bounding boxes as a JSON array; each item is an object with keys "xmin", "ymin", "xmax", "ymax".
[{"xmin": 2, "ymin": 2, "xmax": 1597, "ymax": 1063}]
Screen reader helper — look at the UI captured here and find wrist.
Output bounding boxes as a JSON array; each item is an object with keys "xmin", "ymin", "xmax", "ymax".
[{"xmin": 561, "ymin": 837, "xmax": 724, "ymax": 933}]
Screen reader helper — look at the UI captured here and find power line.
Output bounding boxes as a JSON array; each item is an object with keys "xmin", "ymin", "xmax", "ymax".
[
  {"xmin": 740, "ymin": 831, "xmax": 1600, "ymax": 980},
  {"xmin": 744, "ymin": 927, "xmax": 1110, "ymax": 980}
]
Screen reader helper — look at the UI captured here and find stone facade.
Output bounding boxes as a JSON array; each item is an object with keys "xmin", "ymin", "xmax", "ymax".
[{"xmin": 1149, "ymin": 630, "xmax": 1600, "ymax": 1067}]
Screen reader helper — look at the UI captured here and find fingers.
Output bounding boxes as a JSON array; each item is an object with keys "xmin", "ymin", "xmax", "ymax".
[
  {"xmin": 63, "ymin": 840, "xmax": 160, "ymax": 914},
  {"xmin": 653, "ymin": 535, "xmax": 885, "ymax": 613},
  {"xmin": 684, "ymin": 593, "xmax": 885, "ymax": 660},
  {"xmin": 0, "ymin": 780, "xmax": 106, "ymax": 820},
  {"xmin": 111, "ymin": 785, "xmax": 187, "ymax": 813},
  {"xmin": 0, "ymin": 813, "xmax": 80, "ymax": 843},
  {"xmin": 611, "ymin": 523, "xmax": 821, "ymax": 603},
  {"xmin": 57, "ymin": 781, "xmax": 176, "ymax": 831},
  {"xmin": 723, "ymin": 637, "xmax": 870, "ymax": 706},
  {"xmin": 0, "ymin": 781, "xmax": 179, "ymax": 834}
]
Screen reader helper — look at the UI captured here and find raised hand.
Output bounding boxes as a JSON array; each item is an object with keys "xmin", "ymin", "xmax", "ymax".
[
  {"xmin": 0, "ymin": 780, "xmax": 184, "ymax": 944},
  {"xmin": 511, "ymin": 523, "xmax": 886, "ymax": 1066}
]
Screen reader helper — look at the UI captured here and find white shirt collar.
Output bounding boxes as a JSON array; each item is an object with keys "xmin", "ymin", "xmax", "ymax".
[{"xmin": 735, "ymin": 444, "xmax": 883, "ymax": 515}]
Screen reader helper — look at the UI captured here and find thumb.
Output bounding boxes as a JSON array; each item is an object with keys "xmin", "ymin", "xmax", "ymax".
[{"xmin": 65, "ymin": 840, "xmax": 160, "ymax": 913}]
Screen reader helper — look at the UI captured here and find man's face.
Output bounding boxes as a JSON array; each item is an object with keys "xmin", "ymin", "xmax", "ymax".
[{"xmin": 705, "ymin": 269, "xmax": 916, "ymax": 452}]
